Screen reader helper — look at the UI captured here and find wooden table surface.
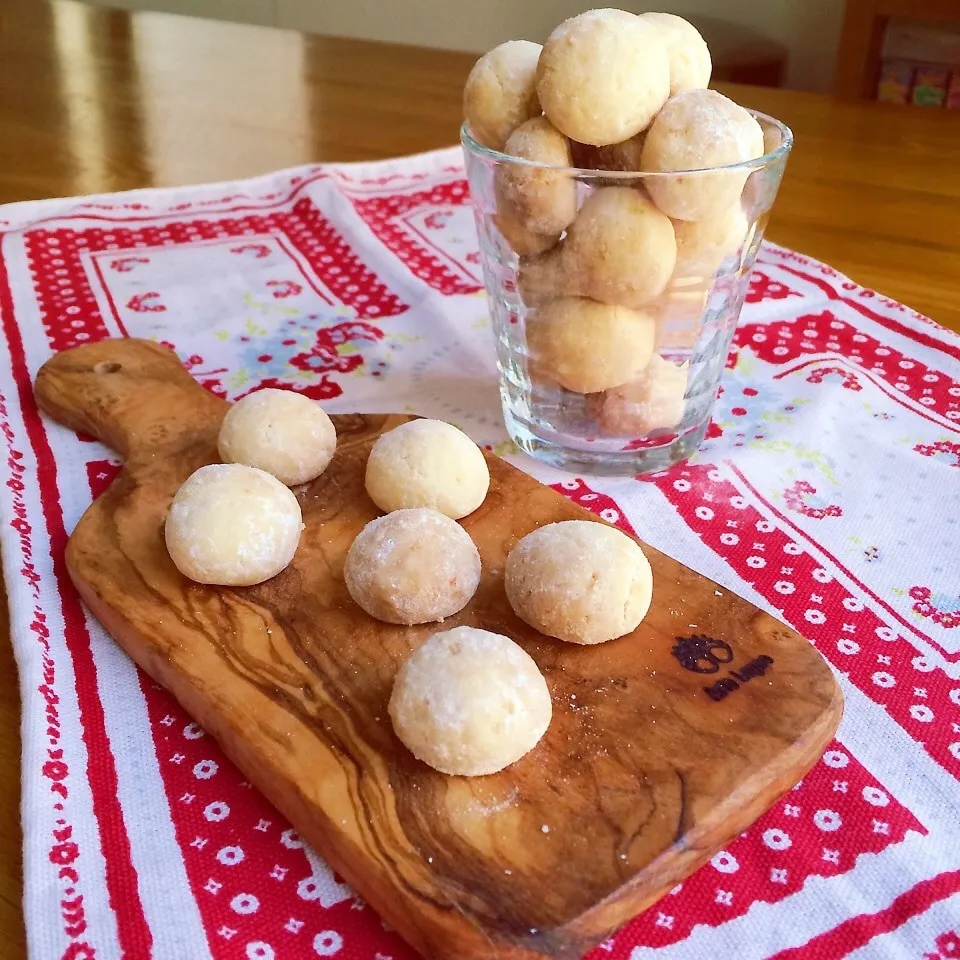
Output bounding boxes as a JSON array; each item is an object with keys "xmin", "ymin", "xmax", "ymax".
[{"xmin": 1, "ymin": 0, "xmax": 959, "ymax": 954}]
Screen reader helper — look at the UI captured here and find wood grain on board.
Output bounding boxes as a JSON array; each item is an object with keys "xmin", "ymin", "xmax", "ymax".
[{"xmin": 34, "ymin": 338, "xmax": 843, "ymax": 960}]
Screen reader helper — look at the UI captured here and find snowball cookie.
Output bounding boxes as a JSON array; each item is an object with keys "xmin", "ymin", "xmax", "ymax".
[
  {"xmin": 673, "ymin": 202, "xmax": 749, "ymax": 280},
  {"xmin": 497, "ymin": 117, "xmax": 577, "ymax": 246},
  {"xmin": 526, "ymin": 297, "xmax": 656, "ymax": 394},
  {"xmin": 165, "ymin": 464, "xmax": 303, "ymax": 586},
  {"xmin": 218, "ymin": 388, "xmax": 337, "ymax": 487},
  {"xmin": 536, "ymin": 10, "xmax": 670, "ymax": 147},
  {"xmin": 505, "ymin": 520, "xmax": 653, "ymax": 645},
  {"xmin": 464, "ymin": 40, "xmax": 542, "ymax": 151},
  {"xmin": 641, "ymin": 89, "xmax": 765, "ymax": 221},
  {"xmin": 389, "ymin": 626, "xmax": 552, "ymax": 776},
  {"xmin": 344, "ymin": 509, "xmax": 481, "ymax": 625},
  {"xmin": 518, "ymin": 189, "xmax": 677, "ymax": 309},
  {"xmin": 639, "ymin": 13, "xmax": 712, "ymax": 97},
  {"xmin": 564, "ymin": 187, "xmax": 676, "ymax": 309},
  {"xmin": 595, "ymin": 355, "xmax": 689, "ymax": 435},
  {"xmin": 365, "ymin": 419, "xmax": 489, "ymax": 519},
  {"xmin": 493, "ymin": 197, "xmax": 560, "ymax": 257}
]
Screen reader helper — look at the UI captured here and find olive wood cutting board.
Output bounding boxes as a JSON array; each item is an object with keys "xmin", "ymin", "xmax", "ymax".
[{"xmin": 34, "ymin": 338, "xmax": 843, "ymax": 960}]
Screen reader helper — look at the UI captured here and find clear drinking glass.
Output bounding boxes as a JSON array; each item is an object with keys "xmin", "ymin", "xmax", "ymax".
[{"xmin": 461, "ymin": 112, "xmax": 793, "ymax": 476}]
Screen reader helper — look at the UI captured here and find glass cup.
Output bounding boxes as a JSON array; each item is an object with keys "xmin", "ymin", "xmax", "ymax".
[{"xmin": 461, "ymin": 113, "xmax": 793, "ymax": 476}]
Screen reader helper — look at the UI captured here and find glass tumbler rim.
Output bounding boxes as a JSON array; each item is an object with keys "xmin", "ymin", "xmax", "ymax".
[{"xmin": 460, "ymin": 108, "xmax": 794, "ymax": 179}]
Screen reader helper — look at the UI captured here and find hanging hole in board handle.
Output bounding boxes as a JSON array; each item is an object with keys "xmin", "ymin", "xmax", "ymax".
[{"xmin": 93, "ymin": 362, "xmax": 122, "ymax": 374}]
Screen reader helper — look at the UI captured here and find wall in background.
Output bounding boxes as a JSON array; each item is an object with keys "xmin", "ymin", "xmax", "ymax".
[{"xmin": 87, "ymin": 0, "xmax": 844, "ymax": 92}]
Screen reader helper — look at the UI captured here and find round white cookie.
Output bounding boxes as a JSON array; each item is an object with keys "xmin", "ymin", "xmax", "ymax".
[
  {"xmin": 389, "ymin": 626, "xmax": 552, "ymax": 776},
  {"xmin": 536, "ymin": 9, "xmax": 670, "ymax": 146},
  {"xmin": 218, "ymin": 388, "xmax": 337, "ymax": 486},
  {"xmin": 343, "ymin": 508, "xmax": 481, "ymax": 625},
  {"xmin": 463, "ymin": 40, "xmax": 542, "ymax": 151},
  {"xmin": 641, "ymin": 89, "xmax": 765, "ymax": 221},
  {"xmin": 165, "ymin": 463, "xmax": 303, "ymax": 586},
  {"xmin": 595, "ymin": 355, "xmax": 690, "ymax": 436},
  {"xmin": 640, "ymin": 12, "xmax": 712, "ymax": 96},
  {"xmin": 526, "ymin": 297, "xmax": 657, "ymax": 394},
  {"xmin": 673, "ymin": 202, "xmax": 750, "ymax": 280},
  {"xmin": 496, "ymin": 116, "xmax": 577, "ymax": 252},
  {"xmin": 365, "ymin": 419, "xmax": 490, "ymax": 519},
  {"xmin": 505, "ymin": 520, "xmax": 653, "ymax": 644},
  {"xmin": 562, "ymin": 186, "xmax": 677, "ymax": 309}
]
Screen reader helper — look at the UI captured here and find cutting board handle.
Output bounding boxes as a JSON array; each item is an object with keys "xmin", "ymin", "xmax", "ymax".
[{"xmin": 35, "ymin": 338, "xmax": 229, "ymax": 461}]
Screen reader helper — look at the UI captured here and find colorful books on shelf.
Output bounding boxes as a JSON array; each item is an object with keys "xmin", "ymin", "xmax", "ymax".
[{"xmin": 876, "ymin": 19, "xmax": 960, "ymax": 108}]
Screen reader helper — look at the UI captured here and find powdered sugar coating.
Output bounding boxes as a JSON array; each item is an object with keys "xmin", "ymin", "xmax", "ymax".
[
  {"xmin": 563, "ymin": 187, "xmax": 677, "ymax": 309},
  {"xmin": 640, "ymin": 12, "xmax": 711, "ymax": 97},
  {"xmin": 464, "ymin": 40, "xmax": 542, "ymax": 151},
  {"xmin": 218, "ymin": 388, "xmax": 337, "ymax": 486},
  {"xmin": 496, "ymin": 117, "xmax": 577, "ymax": 253},
  {"xmin": 519, "ymin": 188, "xmax": 677, "ymax": 311},
  {"xmin": 641, "ymin": 89, "xmax": 765, "ymax": 221},
  {"xmin": 536, "ymin": 10, "xmax": 670, "ymax": 147},
  {"xmin": 164, "ymin": 463, "xmax": 303, "ymax": 586},
  {"xmin": 344, "ymin": 509, "xmax": 481, "ymax": 625},
  {"xmin": 673, "ymin": 202, "xmax": 750, "ymax": 280},
  {"xmin": 389, "ymin": 626, "xmax": 552, "ymax": 776},
  {"xmin": 505, "ymin": 520, "xmax": 653, "ymax": 645},
  {"xmin": 365, "ymin": 419, "xmax": 490, "ymax": 519},
  {"xmin": 526, "ymin": 296, "xmax": 656, "ymax": 394},
  {"xmin": 493, "ymin": 197, "xmax": 561, "ymax": 257},
  {"xmin": 595, "ymin": 354, "xmax": 689, "ymax": 435}
]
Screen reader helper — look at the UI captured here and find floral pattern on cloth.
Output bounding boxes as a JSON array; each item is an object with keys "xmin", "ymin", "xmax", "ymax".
[
  {"xmin": 927, "ymin": 930, "xmax": 960, "ymax": 959},
  {"xmin": 0, "ymin": 147, "xmax": 959, "ymax": 960}
]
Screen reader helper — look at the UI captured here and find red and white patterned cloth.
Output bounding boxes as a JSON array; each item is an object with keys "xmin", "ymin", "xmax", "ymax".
[{"xmin": 0, "ymin": 148, "xmax": 958, "ymax": 960}]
